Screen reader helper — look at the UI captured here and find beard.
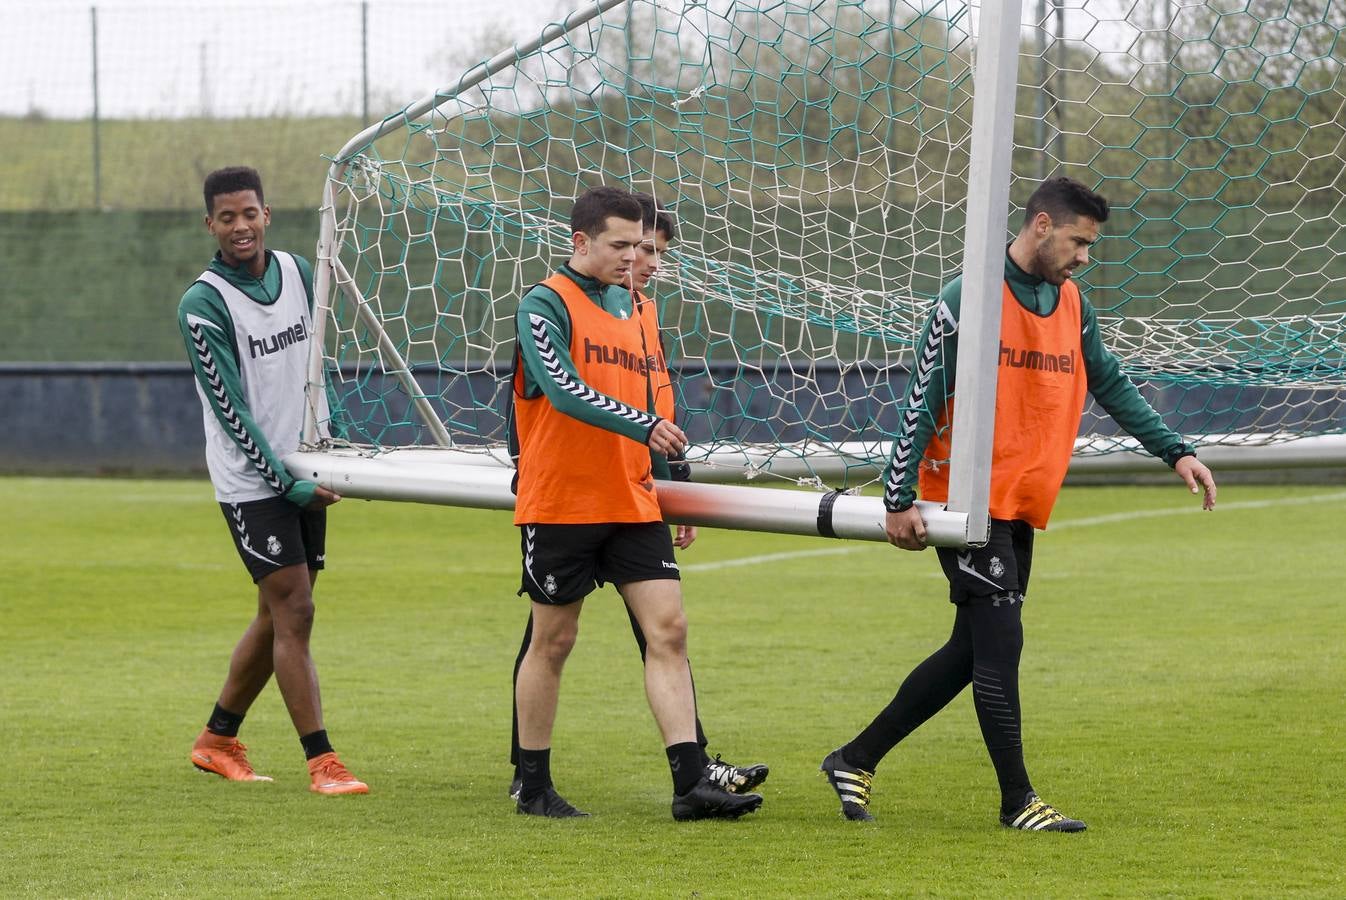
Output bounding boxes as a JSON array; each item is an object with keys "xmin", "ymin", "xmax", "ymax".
[{"xmin": 1035, "ymin": 245, "xmax": 1069, "ymax": 285}]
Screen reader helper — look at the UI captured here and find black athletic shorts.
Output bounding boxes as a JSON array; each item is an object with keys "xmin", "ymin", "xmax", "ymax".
[
  {"xmin": 218, "ymin": 496, "xmax": 327, "ymax": 583},
  {"xmin": 517, "ymin": 521, "xmax": 679, "ymax": 605},
  {"xmin": 935, "ymin": 518, "xmax": 1033, "ymax": 606}
]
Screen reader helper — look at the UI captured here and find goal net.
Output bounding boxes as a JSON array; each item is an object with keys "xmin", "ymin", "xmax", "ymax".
[{"xmin": 299, "ymin": 0, "xmax": 1346, "ymax": 523}]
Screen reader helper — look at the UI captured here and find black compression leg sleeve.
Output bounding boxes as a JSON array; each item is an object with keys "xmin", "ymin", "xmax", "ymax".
[
  {"xmin": 966, "ymin": 597, "xmax": 1032, "ymax": 811},
  {"xmin": 510, "ymin": 612, "xmax": 534, "ymax": 769},
  {"xmin": 843, "ymin": 606, "xmax": 975, "ymax": 773}
]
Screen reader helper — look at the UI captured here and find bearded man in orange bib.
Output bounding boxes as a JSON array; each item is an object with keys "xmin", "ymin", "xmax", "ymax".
[
  {"xmin": 820, "ymin": 176, "xmax": 1217, "ymax": 832},
  {"xmin": 509, "ymin": 186, "xmax": 764, "ymax": 821}
]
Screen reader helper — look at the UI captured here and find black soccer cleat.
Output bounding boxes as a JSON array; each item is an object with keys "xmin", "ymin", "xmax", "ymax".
[
  {"xmin": 671, "ymin": 776, "xmax": 763, "ymax": 821},
  {"xmin": 508, "ymin": 774, "xmax": 522, "ymax": 802},
  {"xmin": 705, "ymin": 754, "xmax": 770, "ymax": 795},
  {"xmin": 517, "ymin": 786, "xmax": 590, "ymax": 818},
  {"xmin": 820, "ymin": 748, "xmax": 876, "ymax": 822},
  {"xmin": 1000, "ymin": 792, "xmax": 1087, "ymax": 832}
]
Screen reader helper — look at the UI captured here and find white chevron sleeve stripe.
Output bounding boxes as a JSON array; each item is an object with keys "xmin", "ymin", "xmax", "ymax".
[
  {"xmin": 884, "ymin": 303, "xmax": 957, "ymax": 506},
  {"xmin": 528, "ymin": 313, "xmax": 658, "ymax": 429},
  {"xmin": 189, "ymin": 321, "xmax": 286, "ymax": 494}
]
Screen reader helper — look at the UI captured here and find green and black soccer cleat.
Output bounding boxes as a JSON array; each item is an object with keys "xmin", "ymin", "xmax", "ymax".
[
  {"xmin": 705, "ymin": 754, "xmax": 770, "ymax": 795},
  {"xmin": 517, "ymin": 786, "xmax": 590, "ymax": 818},
  {"xmin": 1000, "ymin": 792, "xmax": 1087, "ymax": 832},
  {"xmin": 819, "ymin": 748, "xmax": 876, "ymax": 822},
  {"xmin": 672, "ymin": 777, "xmax": 763, "ymax": 821}
]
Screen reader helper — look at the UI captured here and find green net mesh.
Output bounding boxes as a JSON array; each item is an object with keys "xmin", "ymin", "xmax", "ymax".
[{"xmin": 314, "ymin": 0, "xmax": 1346, "ymax": 486}]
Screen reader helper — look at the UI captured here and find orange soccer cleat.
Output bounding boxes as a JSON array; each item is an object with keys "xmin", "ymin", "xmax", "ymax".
[
  {"xmin": 307, "ymin": 752, "xmax": 369, "ymax": 795},
  {"xmin": 191, "ymin": 730, "xmax": 273, "ymax": 782}
]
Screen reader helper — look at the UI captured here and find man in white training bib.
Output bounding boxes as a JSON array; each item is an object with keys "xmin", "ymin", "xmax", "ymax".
[{"xmin": 177, "ymin": 166, "xmax": 366, "ymax": 796}]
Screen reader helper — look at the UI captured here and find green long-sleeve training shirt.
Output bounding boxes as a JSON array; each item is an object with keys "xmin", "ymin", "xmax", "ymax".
[
  {"xmin": 881, "ymin": 252, "xmax": 1194, "ymax": 513},
  {"xmin": 178, "ymin": 250, "xmax": 323, "ymax": 507},
  {"xmin": 513, "ymin": 264, "xmax": 678, "ymax": 480}
]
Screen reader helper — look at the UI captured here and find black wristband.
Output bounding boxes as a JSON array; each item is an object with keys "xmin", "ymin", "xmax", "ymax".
[{"xmin": 1170, "ymin": 450, "xmax": 1197, "ymax": 468}]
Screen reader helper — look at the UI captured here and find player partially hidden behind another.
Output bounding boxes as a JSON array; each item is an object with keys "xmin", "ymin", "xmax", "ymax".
[
  {"xmin": 505, "ymin": 191, "xmax": 769, "ymax": 803},
  {"xmin": 820, "ymin": 176, "xmax": 1217, "ymax": 831},
  {"xmin": 510, "ymin": 185, "xmax": 764, "ymax": 820},
  {"xmin": 178, "ymin": 166, "xmax": 367, "ymax": 795}
]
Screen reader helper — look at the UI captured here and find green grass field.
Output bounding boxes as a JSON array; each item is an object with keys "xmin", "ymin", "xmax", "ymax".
[{"xmin": 3, "ymin": 477, "xmax": 1344, "ymax": 897}]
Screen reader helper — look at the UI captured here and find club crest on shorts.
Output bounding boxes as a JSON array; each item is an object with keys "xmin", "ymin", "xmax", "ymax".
[
  {"xmin": 267, "ymin": 535, "xmax": 282, "ymax": 556},
  {"xmin": 988, "ymin": 556, "xmax": 1005, "ymax": 578},
  {"xmin": 544, "ymin": 574, "xmax": 557, "ymax": 595}
]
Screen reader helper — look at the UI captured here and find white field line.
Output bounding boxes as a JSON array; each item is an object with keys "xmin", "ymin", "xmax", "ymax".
[
  {"xmin": 682, "ymin": 490, "xmax": 1346, "ymax": 573},
  {"xmin": 1048, "ymin": 489, "xmax": 1346, "ymax": 530},
  {"xmin": 683, "ymin": 546, "xmax": 862, "ymax": 573}
]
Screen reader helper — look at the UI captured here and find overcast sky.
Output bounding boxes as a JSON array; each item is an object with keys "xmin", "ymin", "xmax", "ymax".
[
  {"xmin": 3, "ymin": 1, "xmax": 1140, "ymax": 120},
  {"xmin": 0, "ymin": 0, "xmax": 585, "ymax": 118}
]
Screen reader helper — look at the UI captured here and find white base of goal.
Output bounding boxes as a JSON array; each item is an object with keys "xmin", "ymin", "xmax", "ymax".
[
  {"xmin": 284, "ymin": 449, "xmax": 973, "ymax": 546},
  {"xmin": 683, "ymin": 433, "xmax": 1346, "ymax": 481},
  {"xmin": 285, "ymin": 432, "xmax": 1344, "ymax": 548},
  {"xmin": 1067, "ymin": 433, "xmax": 1346, "ymax": 472}
]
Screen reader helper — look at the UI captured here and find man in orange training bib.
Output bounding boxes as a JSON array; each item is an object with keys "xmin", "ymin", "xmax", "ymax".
[
  {"xmin": 509, "ymin": 185, "xmax": 764, "ymax": 821},
  {"xmin": 820, "ymin": 176, "xmax": 1216, "ymax": 831},
  {"xmin": 505, "ymin": 191, "xmax": 768, "ymax": 805}
]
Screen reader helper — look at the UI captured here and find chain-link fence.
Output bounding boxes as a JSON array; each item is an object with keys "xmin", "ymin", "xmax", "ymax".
[
  {"xmin": 2, "ymin": 1, "xmax": 572, "ymax": 210},
  {"xmin": 1, "ymin": 0, "xmax": 570, "ymax": 361}
]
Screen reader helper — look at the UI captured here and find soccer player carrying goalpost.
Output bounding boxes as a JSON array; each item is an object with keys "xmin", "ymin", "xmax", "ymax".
[
  {"xmin": 178, "ymin": 167, "xmax": 367, "ymax": 795},
  {"xmin": 508, "ymin": 186, "xmax": 765, "ymax": 820},
  {"xmin": 821, "ymin": 176, "xmax": 1217, "ymax": 831},
  {"xmin": 506, "ymin": 191, "xmax": 768, "ymax": 804}
]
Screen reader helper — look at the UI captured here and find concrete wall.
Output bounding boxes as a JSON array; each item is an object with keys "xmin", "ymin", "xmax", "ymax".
[
  {"xmin": 0, "ymin": 361, "xmax": 916, "ymax": 475},
  {"xmin": 3, "ymin": 363, "xmax": 1340, "ymax": 477},
  {"xmin": 1, "ymin": 210, "xmax": 322, "ymax": 363},
  {"xmin": 1, "ymin": 364, "xmax": 208, "ymax": 474}
]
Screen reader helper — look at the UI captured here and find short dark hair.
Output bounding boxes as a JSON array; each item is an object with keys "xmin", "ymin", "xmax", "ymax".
[
  {"xmin": 1023, "ymin": 176, "xmax": 1109, "ymax": 227},
  {"xmin": 571, "ymin": 185, "xmax": 643, "ymax": 237},
  {"xmin": 632, "ymin": 191, "xmax": 678, "ymax": 242},
  {"xmin": 204, "ymin": 166, "xmax": 265, "ymax": 215}
]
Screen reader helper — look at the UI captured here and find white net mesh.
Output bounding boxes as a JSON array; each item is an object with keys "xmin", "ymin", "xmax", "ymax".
[{"xmin": 313, "ymin": 0, "xmax": 1346, "ymax": 485}]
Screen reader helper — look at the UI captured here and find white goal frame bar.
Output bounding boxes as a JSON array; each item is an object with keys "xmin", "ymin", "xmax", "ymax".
[
  {"xmin": 284, "ymin": 447, "xmax": 969, "ymax": 544},
  {"xmin": 284, "ymin": 432, "xmax": 1346, "ymax": 545},
  {"xmin": 945, "ymin": 0, "xmax": 1022, "ymax": 548}
]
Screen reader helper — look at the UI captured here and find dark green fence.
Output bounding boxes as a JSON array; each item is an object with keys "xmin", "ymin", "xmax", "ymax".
[{"xmin": 2, "ymin": 209, "xmax": 319, "ymax": 362}]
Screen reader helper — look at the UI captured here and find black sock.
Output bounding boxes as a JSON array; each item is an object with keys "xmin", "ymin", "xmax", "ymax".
[
  {"xmin": 518, "ymin": 748, "xmax": 552, "ymax": 802},
  {"xmin": 667, "ymin": 741, "xmax": 703, "ymax": 795},
  {"xmin": 206, "ymin": 703, "xmax": 245, "ymax": 738},
  {"xmin": 300, "ymin": 729, "xmax": 334, "ymax": 760}
]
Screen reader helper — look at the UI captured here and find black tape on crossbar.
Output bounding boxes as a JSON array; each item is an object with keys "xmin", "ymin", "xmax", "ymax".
[{"xmin": 816, "ymin": 489, "xmax": 841, "ymax": 538}]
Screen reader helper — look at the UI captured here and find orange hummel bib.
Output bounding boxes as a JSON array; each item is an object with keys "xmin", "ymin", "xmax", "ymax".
[
  {"xmin": 643, "ymin": 289, "xmax": 677, "ymax": 423},
  {"xmin": 513, "ymin": 273, "xmax": 666, "ymax": 525},
  {"xmin": 919, "ymin": 280, "xmax": 1089, "ymax": 529}
]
